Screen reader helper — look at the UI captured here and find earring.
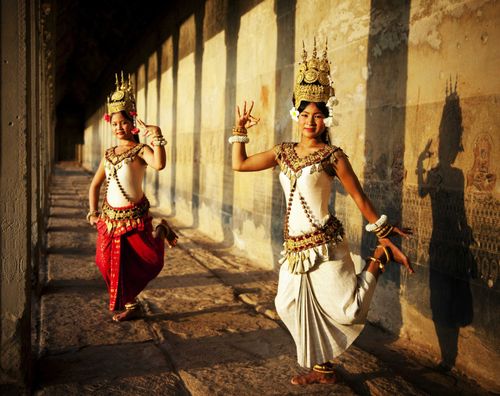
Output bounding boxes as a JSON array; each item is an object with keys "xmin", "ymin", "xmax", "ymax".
[
  {"xmin": 323, "ymin": 129, "xmax": 331, "ymax": 145},
  {"xmin": 296, "ymin": 125, "xmax": 301, "ymax": 142}
]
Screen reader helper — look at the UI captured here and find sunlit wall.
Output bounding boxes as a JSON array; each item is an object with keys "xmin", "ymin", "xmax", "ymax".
[{"xmin": 81, "ymin": 0, "xmax": 499, "ymax": 388}]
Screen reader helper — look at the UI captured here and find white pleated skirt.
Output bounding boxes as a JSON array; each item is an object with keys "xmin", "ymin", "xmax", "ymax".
[{"xmin": 275, "ymin": 239, "xmax": 377, "ymax": 368}]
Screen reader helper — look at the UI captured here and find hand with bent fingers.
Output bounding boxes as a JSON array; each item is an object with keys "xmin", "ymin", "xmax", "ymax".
[
  {"xmin": 136, "ymin": 118, "xmax": 162, "ymax": 137},
  {"xmin": 387, "ymin": 225, "xmax": 413, "ymax": 239},
  {"xmin": 378, "ymin": 226, "xmax": 415, "ymax": 274},
  {"xmin": 418, "ymin": 139, "xmax": 433, "ymax": 164},
  {"xmin": 236, "ymin": 100, "xmax": 260, "ymax": 129}
]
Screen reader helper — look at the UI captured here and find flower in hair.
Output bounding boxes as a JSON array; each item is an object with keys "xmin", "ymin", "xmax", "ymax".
[
  {"xmin": 131, "ymin": 127, "xmax": 140, "ymax": 134},
  {"xmin": 129, "ymin": 111, "xmax": 137, "ymax": 117},
  {"xmin": 103, "ymin": 113, "xmax": 111, "ymax": 123},
  {"xmin": 289, "ymin": 106, "xmax": 299, "ymax": 122},
  {"xmin": 326, "ymin": 96, "xmax": 339, "ymax": 113},
  {"xmin": 323, "ymin": 115, "xmax": 339, "ymax": 128},
  {"xmin": 323, "ymin": 95, "xmax": 339, "ymax": 128}
]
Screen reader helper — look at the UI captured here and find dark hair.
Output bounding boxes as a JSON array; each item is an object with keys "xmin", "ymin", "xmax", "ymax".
[
  {"xmin": 293, "ymin": 99, "xmax": 330, "ymax": 144},
  {"xmin": 295, "ymin": 100, "xmax": 329, "ymax": 118},
  {"xmin": 111, "ymin": 110, "xmax": 140, "ymax": 143}
]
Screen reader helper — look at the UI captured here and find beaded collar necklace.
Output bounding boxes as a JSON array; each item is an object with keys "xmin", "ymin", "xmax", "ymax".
[{"xmin": 104, "ymin": 143, "xmax": 145, "ymax": 203}]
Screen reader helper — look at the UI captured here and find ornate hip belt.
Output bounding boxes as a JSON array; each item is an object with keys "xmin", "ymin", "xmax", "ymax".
[
  {"xmin": 285, "ymin": 215, "xmax": 344, "ymax": 253},
  {"xmin": 101, "ymin": 196, "xmax": 150, "ymax": 221},
  {"xmin": 99, "ymin": 196, "xmax": 150, "ymax": 235}
]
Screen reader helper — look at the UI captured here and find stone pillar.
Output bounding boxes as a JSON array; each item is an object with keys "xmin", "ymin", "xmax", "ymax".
[
  {"xmin": 0, "ymin": 0, "xmax": 54, "ymax": 391},
  {"xmin": 29, "ymin": 0, "xmax": 42, "ymax": 296},
  {"xmin": 0, "ymin": 0, "xmax": 31, "ymax": 389}
]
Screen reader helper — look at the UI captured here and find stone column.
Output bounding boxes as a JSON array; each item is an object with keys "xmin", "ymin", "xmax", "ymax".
[
  {"xmin": 0, "ymin": 0, "xmax": 54, "ymax": 390},
  {"xmin": 0, "ymin": 0, "xmax": 32, "ymax": 389}
]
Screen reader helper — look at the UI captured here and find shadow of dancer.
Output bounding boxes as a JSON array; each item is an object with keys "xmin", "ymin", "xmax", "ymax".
[{"xmin": 417, "ymin": 79, "xmax": 476, "ymax": 371}]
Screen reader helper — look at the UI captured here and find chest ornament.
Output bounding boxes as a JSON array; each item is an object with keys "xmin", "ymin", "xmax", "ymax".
[{"xmin": 274, "ymin": 142, "xmax": 346, "ymax": 274}]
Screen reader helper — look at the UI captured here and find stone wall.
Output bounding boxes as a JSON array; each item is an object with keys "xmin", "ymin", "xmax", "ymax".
[
  {"xmin": 81, "ymin": 0, "xmax": 499, "ymax": 389},
  {"xmin": 0, "ymin": 0, "xmax": 55, "ymax": 391}
]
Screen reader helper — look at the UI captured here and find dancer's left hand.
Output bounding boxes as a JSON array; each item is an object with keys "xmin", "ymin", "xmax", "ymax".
[
  {"xmin": 236, "ymin": 100, "xmax": 260, "ymax": 129},
  {"xmin": 378, "ymin": 237, "xmax": 415, "ymax": 274},
  {"xmin": 392, "ymin": 226, "xmax": 413, "ymax": 238},
  {"xmin": 137, "ymin": 118, "xmax": 162, "ymax": 137}
]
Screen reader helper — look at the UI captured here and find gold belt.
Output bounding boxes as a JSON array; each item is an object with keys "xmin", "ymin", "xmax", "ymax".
[
  {"xmin": 285, "ymin": 216, "xmax": 344, "ymax": 253},
  {"xmin": 101, "ymin": 197, "xmax": 150, "ymax": 221}
]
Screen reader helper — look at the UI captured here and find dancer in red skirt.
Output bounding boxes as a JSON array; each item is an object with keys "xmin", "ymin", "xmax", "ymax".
[{"xmin": 88, "ymin": 72, "xmax": 177, "ymax": 322}]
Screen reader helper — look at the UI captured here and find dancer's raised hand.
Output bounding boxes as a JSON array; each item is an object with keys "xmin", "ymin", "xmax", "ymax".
[
  {"xmin": 137, "ymin": 118, "xmax": 162, "ymax": 138},
  {"xmin": 236, "ymin": 100, "xmax": 260, "ymax": 129}
]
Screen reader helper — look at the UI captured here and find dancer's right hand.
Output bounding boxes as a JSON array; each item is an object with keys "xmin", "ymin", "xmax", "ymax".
[
  {"xmin": 236, "ymin": 100, "xmax": 260, "ymax": 129},
  {"xmin": 88, "ymin": 215, "xmax": 99, "ymax": 227}
]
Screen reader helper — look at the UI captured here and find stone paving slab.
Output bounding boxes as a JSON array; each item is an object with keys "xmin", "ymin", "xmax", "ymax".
[
  {"xmin": 36, "ymin": 341, "xmax": 181, "ymax": 388},
  {"xmin": 35, "ymin": 373, "xmax": 187, "ymax": 396},
  {"xmin": 47, "ymin": 253, "xmax": 101, "ymax": 282},
  {"xmin": 39, "ymin": 290, "xmax": 155, "ymax": 355},
  {"xmin": 47, "ymin": 230, "xmax": 95, "ymax": 252},
  {"xmin": 163, "ymin": 229, "xmax": 280, "ymax": 322},
  {"xmin": 336, "ymin": 345, "xmax": 424, "ymax": 396}
]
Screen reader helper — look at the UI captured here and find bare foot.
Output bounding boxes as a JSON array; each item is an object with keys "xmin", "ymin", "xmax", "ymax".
[
  {"xmin": 112, "ymin": 305, "xmax": 141, "ymax": 322},
  {"xmin": 291, "ymin": 370, "xmax": 337, "ymax": 385},
  {"xmin": 155, "ymin": 219, "xmax": 178, "ymax": 248}
]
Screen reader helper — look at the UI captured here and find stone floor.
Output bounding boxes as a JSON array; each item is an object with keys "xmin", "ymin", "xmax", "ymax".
[{"xmin": 32, "ymin": 163, "xmax": 489, "ymax": 395}]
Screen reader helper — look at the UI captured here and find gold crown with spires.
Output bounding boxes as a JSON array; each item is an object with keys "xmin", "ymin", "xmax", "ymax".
[
  {"xmin": 294, "ymin": 38, "xmax": 335, "ymax": 106},
  {"xmin": 106, "ymin": 71, "xmax": 136, "ymax": 115}
]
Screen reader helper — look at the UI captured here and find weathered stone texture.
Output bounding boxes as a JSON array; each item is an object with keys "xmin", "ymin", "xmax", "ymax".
[
  {"xmin": 80, "ymin": 0, "xmax": 500, "ymax": 390},
  {"xmin": 1, "ymin": 0, "xmax": 55, "ymax": 390}
]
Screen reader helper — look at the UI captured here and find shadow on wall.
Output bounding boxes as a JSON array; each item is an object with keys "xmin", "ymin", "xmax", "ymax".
[
  {"xmin": 417, "ymin": 78, "xmax": 476, "ymax": 370},
  {"xmin": 270, "ymin": 0, "xmax": 296, "ymax": 267},
  {"xmin": 191, "ymin": 6, "xmax": 205, "ymax": 229},
  {"xmin": 360, "ymin": 0, "xmax": 411, "ymax": 339},
  {"xmin": 217, "ymin": 1, "xmax": 241, "ymax": 248}
]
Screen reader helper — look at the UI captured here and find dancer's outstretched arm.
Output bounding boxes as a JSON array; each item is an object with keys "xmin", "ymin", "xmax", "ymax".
[
  {"xmin": 335, "ymin": 154, "xmax": 414, "ymax": 273},
  {"xmin": 232, "ymin": 100, "xmax": 277, "ymax": 172}
]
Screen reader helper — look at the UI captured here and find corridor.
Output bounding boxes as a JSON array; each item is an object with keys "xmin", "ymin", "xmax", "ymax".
[
  {"xmin": 31, "ymin": 163, "xmax": 486, "ymax": 395},
  {"xmin": 1, "ymin": 0, "xmax": 498, "ymax": 394}
]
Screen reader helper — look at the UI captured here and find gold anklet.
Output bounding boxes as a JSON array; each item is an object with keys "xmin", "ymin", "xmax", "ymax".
[{"xmin": 313, "ymin": 363, "xmax": 335, "ymax": 374}]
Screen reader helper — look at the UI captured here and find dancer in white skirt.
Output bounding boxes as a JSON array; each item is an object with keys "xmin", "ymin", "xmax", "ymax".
[{"xmin": 230, "ymin": 40, "xmax": 414, "ymax": 385}]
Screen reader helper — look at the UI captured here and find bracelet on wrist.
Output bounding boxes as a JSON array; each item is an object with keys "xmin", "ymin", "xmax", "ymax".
[
  {"xmin": 228, "ymin": 135, "xmax": 250, "ymax": 144},
  {"xmin": 151, "ymin": 140, "xmax": 167, "ymax": 146},
  {"xmin": 365, "ymin": 214, "xmax": 387, "ymax": 232},
  {"xmin": 367, "ymin": 256, "xmax": 385, "ymax": 273},
  {"xmin": 232, "ymin": 126, "xmax": 247, "ymax": 135},
  {"xmin": 377, "ymin": 244, "xmax": 392, "ymax": 263},
  {"xmin": 86, "ymin": 210, "xmax": 99, "ymax": 222},
  {"xmin": 375, "ymin": 225, "xmax": 394, "ymax": 238},
  {"xmin": 151, "ymin": 135, "xmax": 167, "ymax": 146}
]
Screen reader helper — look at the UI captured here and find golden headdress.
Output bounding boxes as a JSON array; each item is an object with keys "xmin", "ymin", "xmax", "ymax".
[
  {"xmin": 106, "ymin": 71, "xmax": 136, "ymax": 116},
  {"xmin": 294, "ymin": 39, "xmax": 335, "ymax": 107}
]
